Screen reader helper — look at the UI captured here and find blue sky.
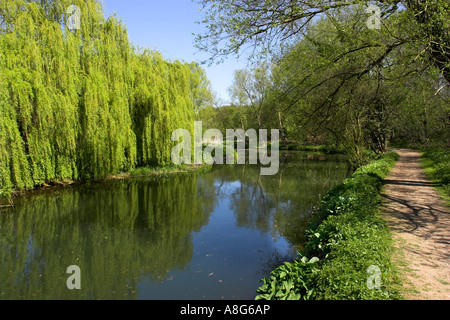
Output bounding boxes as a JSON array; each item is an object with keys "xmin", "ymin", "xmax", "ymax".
[{"xmin": 101, "ymin": 0, "xmax": 248, "ymax": 104}]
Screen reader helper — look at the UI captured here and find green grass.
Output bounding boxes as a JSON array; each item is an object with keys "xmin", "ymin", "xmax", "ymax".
[
  {"xmin": 420, "ymin": 147, "xmax": 450, "ymax": 206},
  {"xmin": 256, "ymin": 151, "xmax": 402, "ymax": 300}
]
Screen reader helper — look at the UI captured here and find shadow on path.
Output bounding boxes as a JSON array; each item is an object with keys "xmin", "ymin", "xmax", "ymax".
[{"xmin": 381, "ymin": 148, "xmax": 450, "ymax": 300}]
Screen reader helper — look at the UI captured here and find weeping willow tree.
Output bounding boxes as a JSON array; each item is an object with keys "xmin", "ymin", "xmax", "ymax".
[
  {"xmin": 0, "ymin": 0, "xmax": 207, "ymax": 198},
  {"xmin": 130, "ymin": 51, "xmax": 197, "ymax": 167}
]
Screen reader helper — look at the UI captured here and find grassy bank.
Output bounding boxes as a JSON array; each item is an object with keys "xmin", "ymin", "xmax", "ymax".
[
  {"xmin": 420, "ymin": 147, "xmax": 450, "ymax": 205},
  {"xmin": 0, "ymin": 164, "xmax": 213, "ymax": 205},
  {"xmin": 256, "ymin": 151, "xmax": 401, "ymax": 300},
  {"xmin": 0, "ymin": 142, "xmax": 227, "ymax": 202},
  {"xmin": 125, "ymin": 164, "xmax": 212, "ymax": 178},
  {"xmin": 0, "ymin": 140, "xmax": 235, "ymax": 202}
]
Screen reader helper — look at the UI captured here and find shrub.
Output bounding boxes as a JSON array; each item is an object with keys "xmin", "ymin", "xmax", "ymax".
[
  {"xmin": 421, "ymin": 147, "xmax": 450, "ymax": 201},
  {"xmin": 256, "ymin": 255, "xmax": 320, "ymax": 300}
]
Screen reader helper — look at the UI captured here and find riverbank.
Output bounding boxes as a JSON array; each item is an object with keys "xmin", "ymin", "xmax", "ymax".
[
  {"xmin": 0, "ymin": 164, "xmax": 212, "ymax": 206},
  {"xmin": 256, "ymin": 151, "xmax": 402, "ymax": 300}
]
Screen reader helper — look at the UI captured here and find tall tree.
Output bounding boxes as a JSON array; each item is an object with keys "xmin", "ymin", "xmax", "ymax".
[
  {"xmin": 244, "ymin": 5, "xmax": 448, "ymax": 165},
  {"xmin": 227, "ymin": 63, "xmax": 271, "ymax": 130},
  {"xmin": 0, "ymin": 0, "xmax": 210, "ymax": 197}
]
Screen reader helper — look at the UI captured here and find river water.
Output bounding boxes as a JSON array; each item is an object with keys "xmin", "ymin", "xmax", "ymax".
[{"xmin": 0, "ymin": 152, "xmax": 351, "ymax": 300}]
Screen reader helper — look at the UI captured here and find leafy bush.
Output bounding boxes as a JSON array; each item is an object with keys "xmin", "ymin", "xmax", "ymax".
[
  {"xmin": 256, "ymin": 255, "xmax": 320, "ymax": 300},
  {"xmin": 256, "ymin": 151, "xmax": 402, "ymax": 300}
]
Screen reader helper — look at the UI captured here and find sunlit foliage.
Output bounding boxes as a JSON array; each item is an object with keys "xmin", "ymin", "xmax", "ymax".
[{"xmin": 0, "ymin": 0, "xmax": 208, "ymax": 197}]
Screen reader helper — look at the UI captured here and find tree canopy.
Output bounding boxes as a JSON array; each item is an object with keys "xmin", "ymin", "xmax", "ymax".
[
  {"xmin": 197, "ymin": 1, "xmax": 449, "ymax": 167},
  {"xmin": 195, "ymin": 0, "xmax": 450, "ymax": 84},
  {"xmin": 0, "ymin": 0, "xmax": 211, "ymax": 197}
]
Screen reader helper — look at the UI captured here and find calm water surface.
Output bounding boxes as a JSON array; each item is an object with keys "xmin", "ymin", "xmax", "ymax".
[{"xmin": 0, "ymin": 152, "xmax": 351, "ymax": 300}]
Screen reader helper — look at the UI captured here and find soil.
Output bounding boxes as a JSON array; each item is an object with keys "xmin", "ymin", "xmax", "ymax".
[{"xmin": 381, "ymin": 149, "xmax": 450, "ymax": 300}]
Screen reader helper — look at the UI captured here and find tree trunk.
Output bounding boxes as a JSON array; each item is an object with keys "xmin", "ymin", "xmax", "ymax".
[{"xmin": 278, "ymin": 111, "xmax": 285, "ymax": 141}]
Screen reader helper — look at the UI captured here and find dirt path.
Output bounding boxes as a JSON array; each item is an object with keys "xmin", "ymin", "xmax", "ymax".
[{"xmin": 381, "ymin": 149, "xmax": 450, "ymax": 300}]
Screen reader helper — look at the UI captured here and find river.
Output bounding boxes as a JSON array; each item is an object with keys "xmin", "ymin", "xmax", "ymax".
[{"xmin": 0, "ymin": 152, "xmax": 351, "ymax": 300}]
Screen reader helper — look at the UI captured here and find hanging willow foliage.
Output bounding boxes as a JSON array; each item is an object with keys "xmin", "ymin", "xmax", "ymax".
[{"xmin": 0, "ymin": 0, "xmax": 207, "ymax": 196}]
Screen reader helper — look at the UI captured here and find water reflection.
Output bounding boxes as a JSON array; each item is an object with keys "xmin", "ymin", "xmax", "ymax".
[{"xmin": 0, "ymin": 152, "xmax": 350, "ymax": 300}]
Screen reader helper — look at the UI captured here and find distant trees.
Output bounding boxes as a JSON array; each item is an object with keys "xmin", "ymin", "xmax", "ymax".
[
  {"xmin": 0, "ymin": 0, "xmax": 211, "ymax": 197},
  {"xmin": 228, "ymin": 64, "xmax": 271, "ymax": 131},
  {"xmin": 196, "ymin": 1, "xmax": 449, "ymax": 167}
]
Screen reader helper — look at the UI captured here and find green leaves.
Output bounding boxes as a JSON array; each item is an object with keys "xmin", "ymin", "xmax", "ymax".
[
  {"xmin": 256, "ymin": 255, "xmax": 320, "ymax": 300},
  {"xmin": 421, "ymin": 148, "xmax": 450, "ymax": 202},
  {"xmin": 0, "ymin": 0, "xmax": 207, "ymax": 196}
]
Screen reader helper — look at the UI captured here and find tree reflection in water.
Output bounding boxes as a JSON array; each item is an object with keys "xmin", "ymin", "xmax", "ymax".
[{"xmin": 0, "ymin": 152, "xmax": 350, "ymax": 299}]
